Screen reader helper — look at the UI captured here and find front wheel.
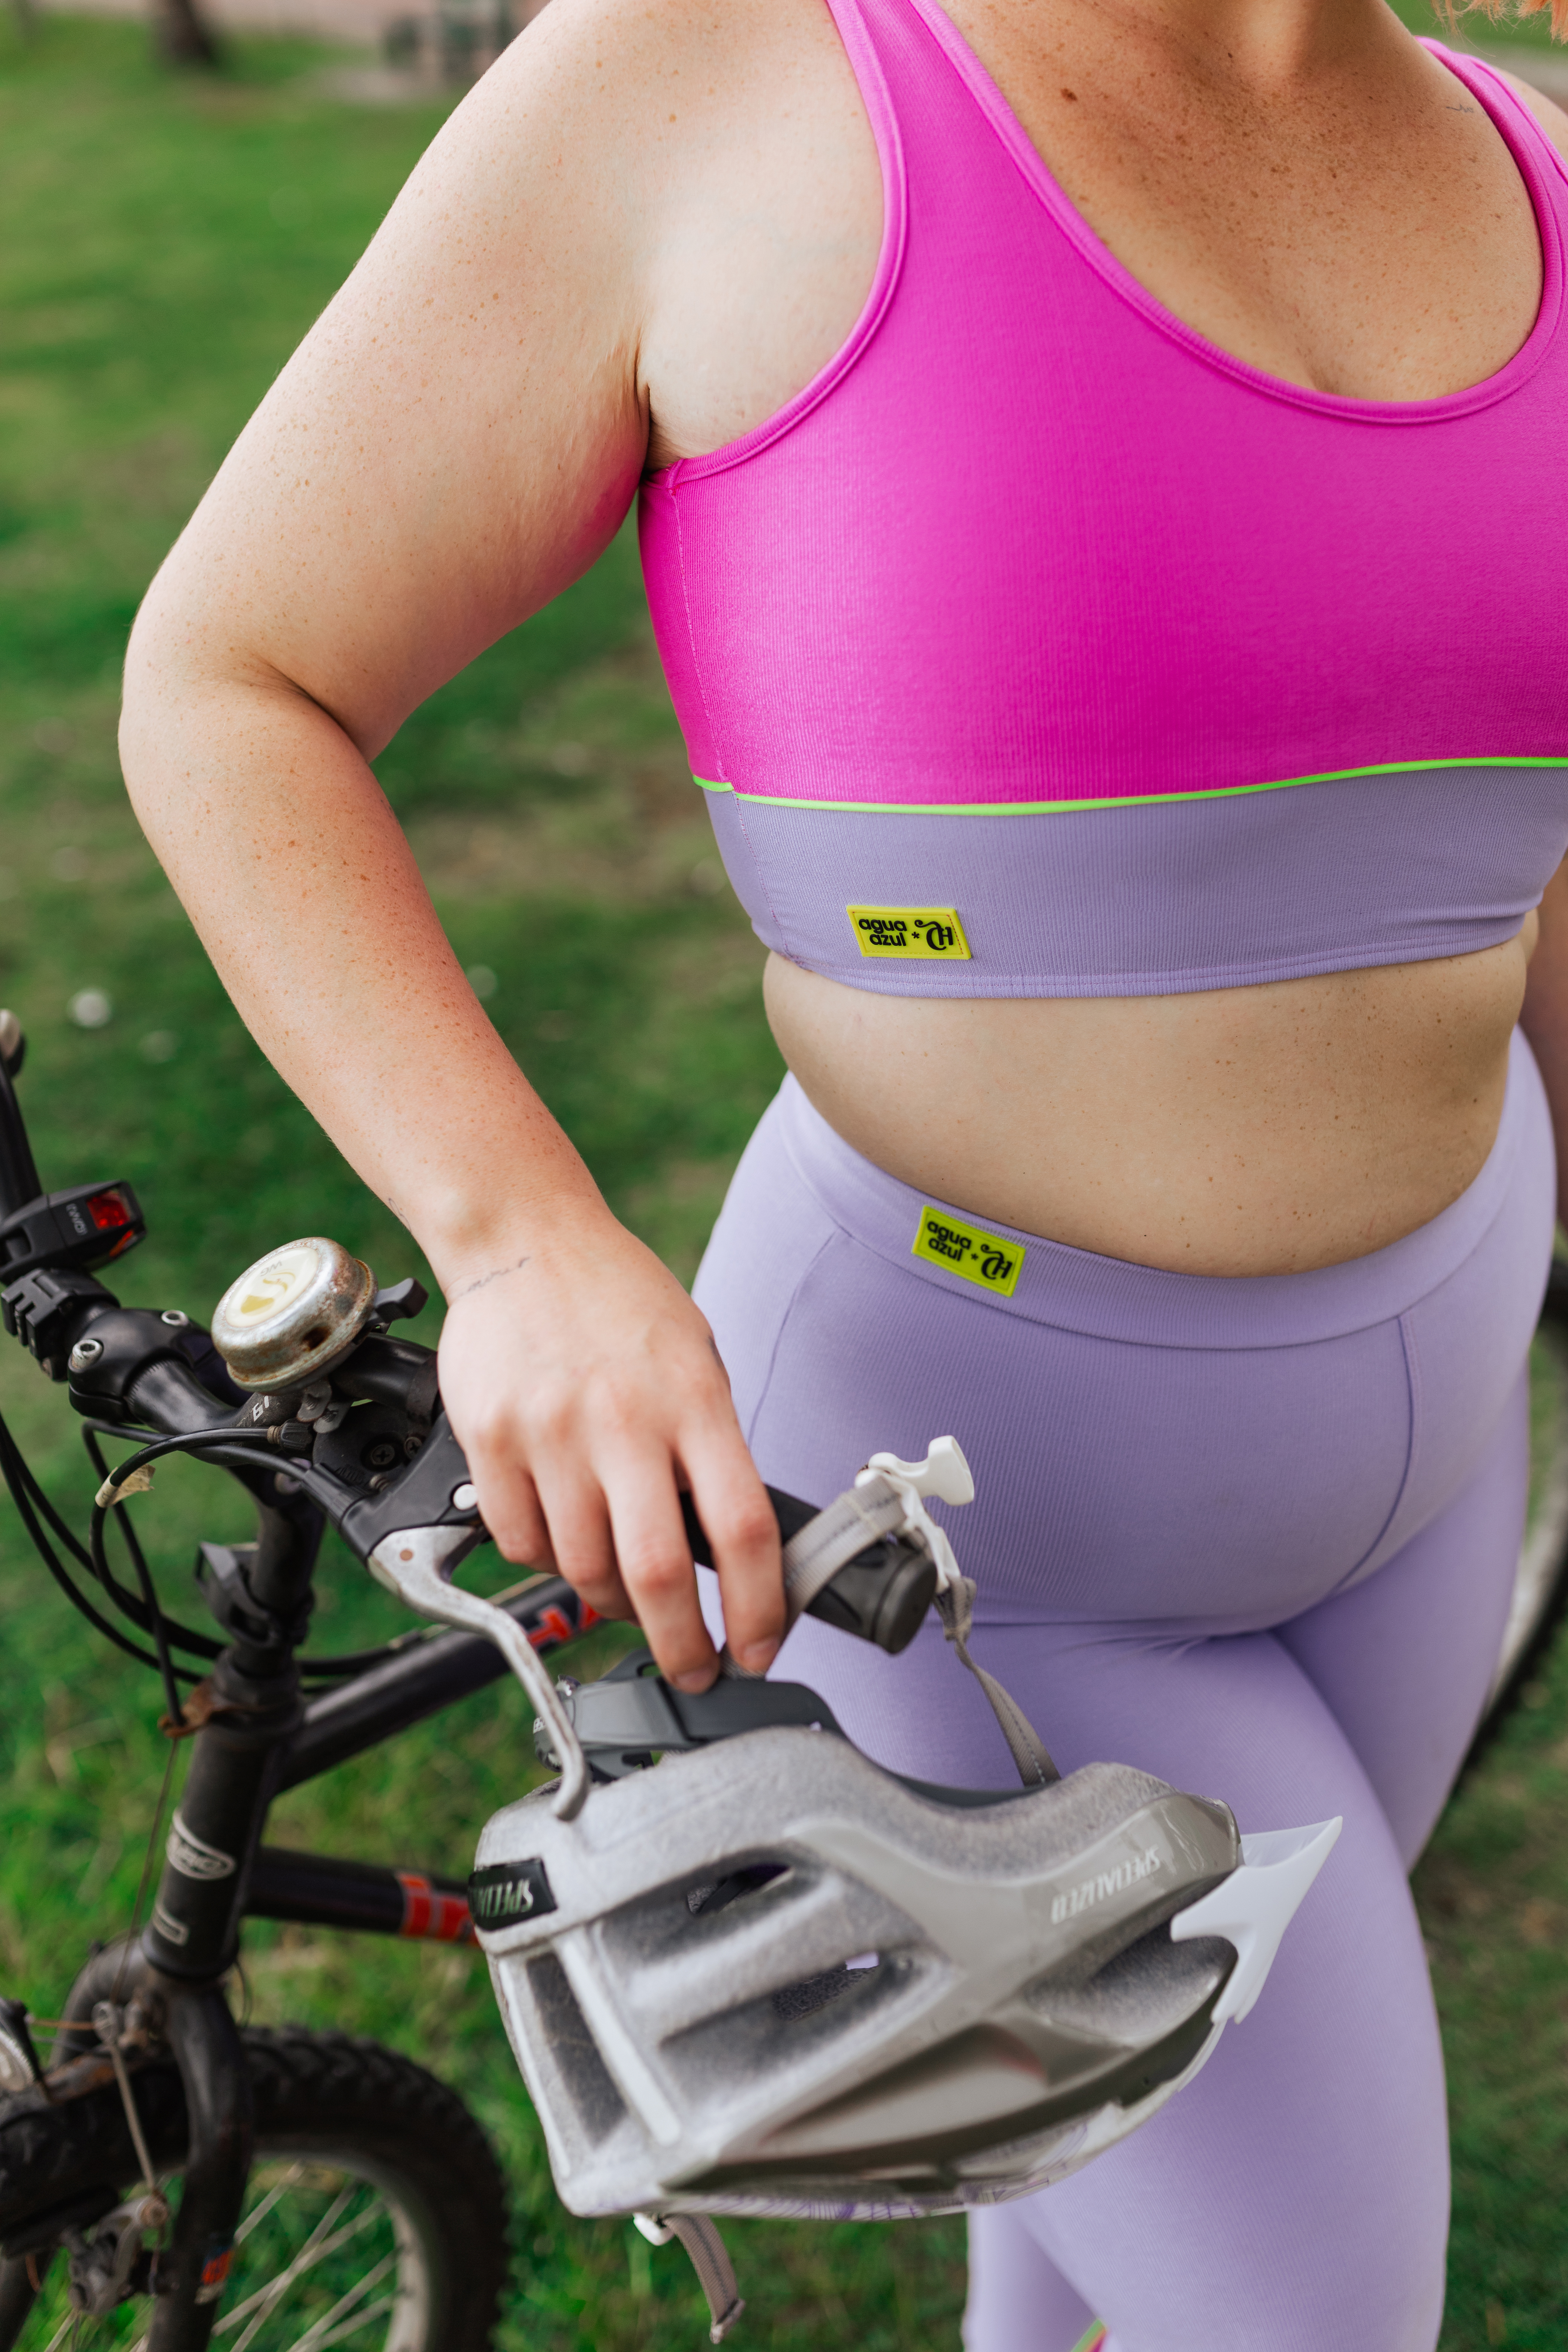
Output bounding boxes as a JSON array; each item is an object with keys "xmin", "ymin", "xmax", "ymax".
[{"xmin": 0, "ymin": 2028, "xmax": 508, "ymax": 2350}]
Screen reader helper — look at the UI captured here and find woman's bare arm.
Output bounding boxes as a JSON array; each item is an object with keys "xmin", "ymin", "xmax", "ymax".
[{"xmin": 118, "ymin": 0, "xmax": 879, "ymax": 1688}]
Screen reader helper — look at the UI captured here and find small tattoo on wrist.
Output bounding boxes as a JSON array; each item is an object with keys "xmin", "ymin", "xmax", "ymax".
[{"xmin": 453, "ymin": 1254, "xmax": 531, "ymax": 1301}]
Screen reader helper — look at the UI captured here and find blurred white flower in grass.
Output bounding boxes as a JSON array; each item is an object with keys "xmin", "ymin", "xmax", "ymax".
[
  {"xmin": 466, "ymin": 964, "xmax": 498, "ymax": 1000},
  {"xmin": 141, "ymin": 1031, "xmax": 178, "ymax": 1064},
  {"xmin": 69, "ymin": 989, "xmax": 113, "ymax": 1029}
]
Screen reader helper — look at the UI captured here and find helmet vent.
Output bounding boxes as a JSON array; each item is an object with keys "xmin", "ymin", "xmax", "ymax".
[
  {"xmin": 1024, "ymin": 1923, "xmax": 1232, "ymax": 2044},
  {"xmin": 772, "ymin": 1953, "xmax": 882, "ymax": 2024},
  {"xmin": 685, "ymin": 1862, "xmax": 789, "ymax": 1919},
  {"xmin": 523, "ymin": 1953, "xmax": 628, "ymax": 2143}
]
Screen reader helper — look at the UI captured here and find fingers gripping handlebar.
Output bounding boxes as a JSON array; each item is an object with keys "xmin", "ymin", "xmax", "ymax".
[
  {"xmin": 203, "ymin": 1234, "xmax": 940, "ymax": 1666},
  {"xmin": 328, "ymin": 1407, "xmax": 936, "ymax": 1652},
  {"xmin": 354, "ymin": 1418, "xmax": 940, "ymax": 1818}
]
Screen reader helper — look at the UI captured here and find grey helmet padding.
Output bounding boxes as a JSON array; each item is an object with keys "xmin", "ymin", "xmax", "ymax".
[{"xmin": 473, "ymin": 1725, "xmax": 1240, "ymax": 2220}]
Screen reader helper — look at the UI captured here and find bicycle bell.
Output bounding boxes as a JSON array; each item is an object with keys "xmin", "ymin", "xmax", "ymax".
[{"xmin": 211, "ymin": 1235, "xmax": 376, "ymax": 1390}]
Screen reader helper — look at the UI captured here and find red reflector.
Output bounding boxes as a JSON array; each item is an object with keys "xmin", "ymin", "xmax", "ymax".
[
  {"xmin": 86, "ymin": 1189, "xmax": 131, "ymax": 1232},
  {"xmin": 397, "ymin": 1872, "xmax": 476, "ymax": 1944}
]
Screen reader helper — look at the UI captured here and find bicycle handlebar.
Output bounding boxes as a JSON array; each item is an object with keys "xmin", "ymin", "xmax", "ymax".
[
  {"xmin": 0, "ymin": 1006, "xmax": 939, "ymax": 1665},
  {"xmin": 334, "ymin": 1413, "xmax": 936, "ymax": 1657},
  {"xmin": 680, "ymin": 1488, "xmax": 937, "ymax": 1654}
]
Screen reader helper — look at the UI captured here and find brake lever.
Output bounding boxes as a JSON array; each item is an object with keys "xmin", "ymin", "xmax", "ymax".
[
  {"xmin": 366, "ymin": 1522, "xmax": 591, "ymax": 1821},
  {"xmin": 344, "ymin": 1413, "xmax": 591, "ymax": 1818}
]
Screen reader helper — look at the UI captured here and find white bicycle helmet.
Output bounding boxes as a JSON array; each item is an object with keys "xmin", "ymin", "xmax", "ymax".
[
  {"xmin": 472, "ymin": 1717, "xmax": 1337, "ymax": 2224},
  {"xmin": 371, "ymin": 1438, "xmax": 1339, "ymax": 2340}
]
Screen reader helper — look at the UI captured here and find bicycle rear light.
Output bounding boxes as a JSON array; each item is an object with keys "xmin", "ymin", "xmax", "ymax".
[
  {"xmin": 85, "ymin": 1186, "xmax": 135, "ymax": 1234},
  {"xmin": 0, "ymin": 1179, "xmax": 147, "ymax": 1283}
]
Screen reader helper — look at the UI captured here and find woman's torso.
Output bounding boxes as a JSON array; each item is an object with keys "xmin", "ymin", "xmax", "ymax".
[{"xmin": 634, "ymin": 0, "xmax": 1568, "ymax": 1273}]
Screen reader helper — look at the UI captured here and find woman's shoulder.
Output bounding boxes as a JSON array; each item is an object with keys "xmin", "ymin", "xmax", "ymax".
[
  {"xmin": 1442, "ymin": 43, "xmax": 1568, "ymax": 169},
  {"xmin": 1493, "ymin": 63, "xmax": 1568, "ymax": 163}
]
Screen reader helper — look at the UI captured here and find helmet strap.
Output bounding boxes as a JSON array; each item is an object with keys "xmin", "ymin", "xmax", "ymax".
[
  {"xmin": 933, "ymin": 1570, "xmax": 1059, "ymax": 1786},
  {"xmin": 634, "ymin": 2213, "xmax": 745, "ymax": 2342}
]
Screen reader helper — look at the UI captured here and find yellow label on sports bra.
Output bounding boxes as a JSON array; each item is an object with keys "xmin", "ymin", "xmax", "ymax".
[
  {"xmin": 912, "ymin": 1206, "xmax": 1025, "ymax": 1297},
  {"xmin": 847, "ymin": 906, "xmax": 971, "ymax": 959}
]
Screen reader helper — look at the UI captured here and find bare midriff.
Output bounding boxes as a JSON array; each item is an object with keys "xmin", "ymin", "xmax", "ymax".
[{"xmin": 765, "ymin": 926, "xmax": 1538, "ymax": 1277}]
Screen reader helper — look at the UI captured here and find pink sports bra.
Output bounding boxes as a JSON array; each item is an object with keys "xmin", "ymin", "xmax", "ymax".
[{"xmin": 639, "ymin": 0, "xmax": 1568, "ymax": 998}]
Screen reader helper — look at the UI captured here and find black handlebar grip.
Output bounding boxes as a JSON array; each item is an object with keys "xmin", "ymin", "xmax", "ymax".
[{"xmin": 680, "ymin": 1487, "xmax": 938, "ymax": 1657}]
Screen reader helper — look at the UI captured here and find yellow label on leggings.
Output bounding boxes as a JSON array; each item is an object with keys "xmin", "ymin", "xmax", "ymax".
[
  {"xmin": 847, "ymin": 906, "xmax": 971, "ymax": 959},
  {"xmin": 912, "ymin": 1205, "xmax": 1024, "ymax": 1296}
]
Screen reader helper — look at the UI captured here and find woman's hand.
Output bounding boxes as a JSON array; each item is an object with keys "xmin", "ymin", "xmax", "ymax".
[{"xmin": 435, "ymin": 1200, "xmax": 783, "ymax": 1691}]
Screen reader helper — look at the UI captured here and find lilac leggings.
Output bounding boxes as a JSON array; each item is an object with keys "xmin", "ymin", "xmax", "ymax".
[{"xmin": 691, "ymin": 1032, "xmax": 1555, "ymax": 2352}]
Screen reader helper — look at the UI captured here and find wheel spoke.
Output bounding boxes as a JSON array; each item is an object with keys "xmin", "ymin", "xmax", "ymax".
[
  {"xmin": 217, "ymin": 2184, "xmax": 361, "ymax": 2345},
  {"xmin": 236, "ymin": 2162, "xmax": 308, "ymax": 2245},
  {"xmin": 37, "ymin": 2181, "xmax": 402, "ymax": 2352},
  {"xmin": 279, "ymin": 2250, "xmax": 398, "ymax": 2352},
  {"xmin": 305, "ymin": 2295, "xmax": 398, "ymax": 2351}
]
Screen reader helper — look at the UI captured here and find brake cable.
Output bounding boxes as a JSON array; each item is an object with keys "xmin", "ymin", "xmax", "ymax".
[
  {"xmin": 4, "ymin": 1407, "xmax": 496, "ymax": 1691},
  {"xmin": 0, "ymin": 1408, "xmax": 198, "ymax": 1679},
  {"xmin": 84, "ymin": 1431, "xmax": 193, "ymax": 1727},
  {"xmin": 82, "ymin": 1428, "xmax": 222, "ymax": 1659},
  {"xmin": 72, "ymin": 1419, "xmax": 384, "ymax": 1676}
]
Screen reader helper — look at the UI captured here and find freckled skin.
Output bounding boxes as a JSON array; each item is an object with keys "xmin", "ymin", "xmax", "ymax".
[{"xmin": 119, "ymin": 0, "xmax": 1568, "ymax": 1674}]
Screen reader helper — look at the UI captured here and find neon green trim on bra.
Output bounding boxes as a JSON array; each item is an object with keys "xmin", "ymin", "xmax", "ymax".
[{"xmin": 692, "ymin": 755, "xmax": 1568, "ymax": 815}]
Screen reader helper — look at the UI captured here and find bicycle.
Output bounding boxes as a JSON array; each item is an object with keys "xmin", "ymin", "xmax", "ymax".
[
  {"xmin": 0, "ymin": 1008, "xmax": 940, "ymax": 2351},
  {"xmin": 0, "ymin": 1003, "xmax": 1564, "ymax": 2352}
]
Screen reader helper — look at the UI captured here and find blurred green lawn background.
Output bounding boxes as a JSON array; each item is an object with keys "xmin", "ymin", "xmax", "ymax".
[{"xmin": 0, "ymin": 12, "xmax": 1563, "ymax": 2347}]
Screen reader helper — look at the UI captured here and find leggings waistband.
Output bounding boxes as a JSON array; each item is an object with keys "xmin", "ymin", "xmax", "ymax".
[{"xmin": 770, "ymin": 1026, "xmax": 1550, "ymax": 1350}]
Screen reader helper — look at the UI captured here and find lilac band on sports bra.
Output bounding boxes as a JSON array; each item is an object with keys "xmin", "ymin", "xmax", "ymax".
[
  {"xmin": 638, "ymin": 0, "xmax": 1568, "ymax": 998},
  {"xmin": 705, "ymin": 764, "xmax": 1568, "ymax": 998}
]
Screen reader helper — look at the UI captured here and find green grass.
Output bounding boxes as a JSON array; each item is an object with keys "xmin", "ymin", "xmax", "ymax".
[{"xmin": 0, "ymin": 15, "xmax": 1565, "ymax": 2351}]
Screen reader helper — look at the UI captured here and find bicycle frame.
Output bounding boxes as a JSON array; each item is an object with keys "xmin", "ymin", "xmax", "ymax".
[
  {"xmin": 44, "ymin": 1511, "xmax": 603, "ymax": 2352},
  {"xmin": 179, "ymin": 1569, "xmax": 605, "ymax": 1960}
]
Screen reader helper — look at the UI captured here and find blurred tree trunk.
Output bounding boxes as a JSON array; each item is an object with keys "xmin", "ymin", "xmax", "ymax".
[{"xmin": 151, "ymin": 0, "xmax": 222, "ymax": 66}]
